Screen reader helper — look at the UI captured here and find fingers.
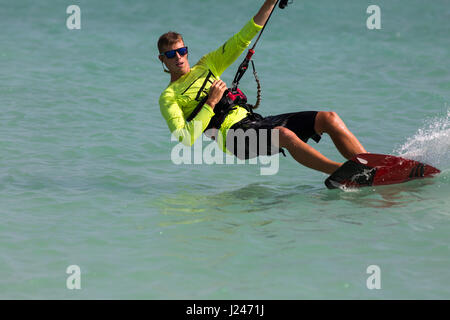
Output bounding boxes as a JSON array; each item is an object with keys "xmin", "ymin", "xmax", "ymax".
[
  {"xmin": 211, "ymin": 80, "xmax": 227, "ymax": 91},
  {"xmin": 207, "ymin": 80, "xmax": 228, "ymax": 108},
  {"xmin": 209, "ymin": 80, "xmax": 228, "ymax": 97}
]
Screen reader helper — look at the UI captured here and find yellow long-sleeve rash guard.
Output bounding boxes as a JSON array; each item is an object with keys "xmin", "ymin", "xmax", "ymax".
[{"xmin": 159, "ymin": 18, "xmax": 263, "ymax": 149}]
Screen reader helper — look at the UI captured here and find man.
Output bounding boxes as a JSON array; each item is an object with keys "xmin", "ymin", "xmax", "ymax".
[{"xmin": 158, "ymin": 0, "xmax": 367, "ymax": 175}]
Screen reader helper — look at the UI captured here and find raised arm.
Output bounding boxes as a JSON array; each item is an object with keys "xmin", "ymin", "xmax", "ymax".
[
  {"xmin": 202, "ymin": 0, "xmax": 280, "ymax": 77},
  {"xmin": 253, "ymin": 0, "xmax": 279, "ymax": 26}
]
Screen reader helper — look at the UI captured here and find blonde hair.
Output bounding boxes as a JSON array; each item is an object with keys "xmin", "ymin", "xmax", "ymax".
[{"xmin": 157, "ymin": 31, "xmax": 184, "ymax": 54}]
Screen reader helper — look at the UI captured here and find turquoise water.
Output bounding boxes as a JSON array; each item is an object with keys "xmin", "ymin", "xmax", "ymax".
[{"xmin": 1, "ymin": 0, "xmax": 449, "ymax": 299}]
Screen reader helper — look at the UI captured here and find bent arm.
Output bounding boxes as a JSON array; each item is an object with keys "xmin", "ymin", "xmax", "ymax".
[{"xmin": 160, "ymin": 92, "xmax": 215, "ymax": 146}]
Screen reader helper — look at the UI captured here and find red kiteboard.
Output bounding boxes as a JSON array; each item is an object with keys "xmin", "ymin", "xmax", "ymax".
[{"xmin": 325, "ymin": 153, "xmax": 441, "ymax": 189}]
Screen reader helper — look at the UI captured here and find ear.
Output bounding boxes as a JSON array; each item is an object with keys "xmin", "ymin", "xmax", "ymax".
[{"xmin": 158, "ymin": 54, "xmax": 164, "ymax": 63}]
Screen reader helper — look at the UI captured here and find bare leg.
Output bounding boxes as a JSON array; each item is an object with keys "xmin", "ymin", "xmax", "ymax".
[
  {"xmin": 314, "ymin": 111, "xmax": 367, "ymax": 159},
  {"xmin": 274, "ymin": 126, "xmax": 341, "ymax": 174}
]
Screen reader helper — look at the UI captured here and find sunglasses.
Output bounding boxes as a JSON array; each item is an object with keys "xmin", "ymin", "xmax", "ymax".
[{"xmin": 160, "ymin": 47, "xmax": 188, "ymax": 59}]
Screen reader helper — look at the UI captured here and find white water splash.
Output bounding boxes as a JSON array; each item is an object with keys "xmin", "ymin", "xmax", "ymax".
[{"xmin": 394, "ymin": 110, "xmax": 450, "ymax": 170}]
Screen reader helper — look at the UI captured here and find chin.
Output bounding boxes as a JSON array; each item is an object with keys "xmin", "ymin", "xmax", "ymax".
[{"xmin": 179, "ymin": 66, "xmax": 189, "ymax": 75}]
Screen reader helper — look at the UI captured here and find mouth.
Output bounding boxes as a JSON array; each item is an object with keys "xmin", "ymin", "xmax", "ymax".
[{"xmin": 175, "ymin": 61, "xmax": 184, "ymax": 68}]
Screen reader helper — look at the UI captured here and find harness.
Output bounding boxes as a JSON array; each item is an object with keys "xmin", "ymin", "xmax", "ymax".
[{"xmin": 186, "ymin": 61, "xmax": 261, "ymax": 131}]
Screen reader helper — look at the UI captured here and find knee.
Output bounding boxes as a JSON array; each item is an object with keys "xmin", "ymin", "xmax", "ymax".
[{"xmin": 315, "ymin": 111, "xmax": 342, "ymax": 134}]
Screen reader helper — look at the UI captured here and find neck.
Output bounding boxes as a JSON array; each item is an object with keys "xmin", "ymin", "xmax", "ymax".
[{"xmin": 170, "ymin": 68, "xmax": 190, "ymax": 83}]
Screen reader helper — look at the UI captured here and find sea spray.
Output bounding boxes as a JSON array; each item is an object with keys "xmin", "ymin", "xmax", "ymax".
[{"xmin": 394, "ymin": 110, "xmax": 450, "ymax": 170}]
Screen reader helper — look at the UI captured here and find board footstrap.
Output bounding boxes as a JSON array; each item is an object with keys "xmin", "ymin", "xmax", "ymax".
[{"xmin": 325, "ymin": 160, "xmax": 376, "ymax": 189}]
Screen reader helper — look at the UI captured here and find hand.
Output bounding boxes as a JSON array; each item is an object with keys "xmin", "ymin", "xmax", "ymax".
[{"xmin": 206, "ymin": 80, "xmax": 228, "ymax": 109}]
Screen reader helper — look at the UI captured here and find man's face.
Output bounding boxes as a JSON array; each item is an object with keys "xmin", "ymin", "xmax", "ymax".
[{"xmin": 159, "ymin": 40, "xmax": 190, "ymax": 77}]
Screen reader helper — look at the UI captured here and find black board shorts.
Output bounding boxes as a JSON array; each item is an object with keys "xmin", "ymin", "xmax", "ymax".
[{"xmin": 227, "ymin": 111, "xmax": 322, "ymax": 160}]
